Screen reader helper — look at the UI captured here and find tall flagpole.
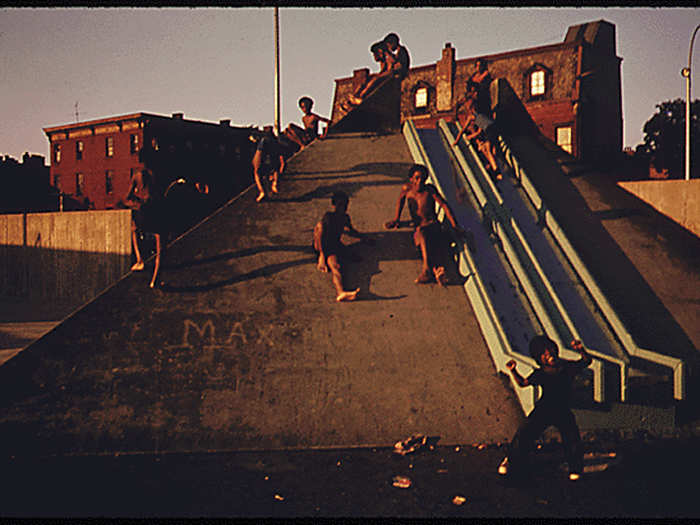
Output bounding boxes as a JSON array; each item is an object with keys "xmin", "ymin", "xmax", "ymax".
[{"xmin": 274, "ymin": 6, "xmax": 281, "ymax": 136}]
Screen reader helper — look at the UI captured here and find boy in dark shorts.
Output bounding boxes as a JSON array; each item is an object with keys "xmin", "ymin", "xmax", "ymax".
[
  {"xmin": 384, "ymin": 164, "xmax": 466, "ymax": 286},
  {"xmin": 499, "ymin": 336, "xmax": 592, "ymax": 481},
  {"xmin": 383, "ymin": 33, "xmax": 410, "ymax": 80},
  {"xmin": 313, "ymin": 191, "xmax": 372, "ymax": 302},
  {"xmin": 283, "ymin": 96, "xmax": 330, "ymax": 150},
  {"xmin": 123, "ymin": 168, "xmax": 167, "ymax": 289},
  {"xmin": 251, "ymin": 127, "xmax": 286, "ymax": 202}
]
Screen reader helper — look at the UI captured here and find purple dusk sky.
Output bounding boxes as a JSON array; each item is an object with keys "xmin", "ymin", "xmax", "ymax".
[{"xmin": 0, "ymin": 7, "xmax": 698, "ymax": 160}]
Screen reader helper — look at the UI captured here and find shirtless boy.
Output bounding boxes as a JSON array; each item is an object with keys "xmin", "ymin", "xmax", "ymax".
[
  {"xmin": 313, "ymin": 191, "xmax": 371, "ymax": 302},
  {"xmin": 345, "ymin": 41, "xmax": 397, "ymax": 108},
  {"xmin": 284, "ymin": 96, "xmax": 330, "ymax": 150},
  {"xmin": 251, "ymin": 127, "xmax": 285, "ymax": 202},
  {"xmin": 383, "ymin": 33, "xmax": 410, "ymax": 80},
  {"xmin": 384, "ymin": 164, "xmax": 465, "ymax": 285}
]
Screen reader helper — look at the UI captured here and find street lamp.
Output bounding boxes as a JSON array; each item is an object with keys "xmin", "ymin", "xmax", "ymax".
[{"xmin": 681, "ymin": 24, "xmax": 700, "ymax": 181}]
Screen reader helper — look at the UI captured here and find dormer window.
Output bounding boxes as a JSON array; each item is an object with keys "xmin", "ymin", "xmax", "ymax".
[
  {"xmin": 525, "ymin": 64, "xmax": 552, "ymax": 100},
  {"xmin": 530, "ymin": 70, "xmax": 545, "ymax": 96},
  {"xmin": 415, "ymin": 87, "xmax": 428, "ymax": 109}
]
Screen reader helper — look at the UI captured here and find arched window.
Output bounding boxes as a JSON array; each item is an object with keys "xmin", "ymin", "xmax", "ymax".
[
  {"xmin": 410, "ymin": 81, "xmax": 433, "ymax": 114},
  {"xmin": 524, "ymin": 64, "xmax": 552, "ymax": 100}
]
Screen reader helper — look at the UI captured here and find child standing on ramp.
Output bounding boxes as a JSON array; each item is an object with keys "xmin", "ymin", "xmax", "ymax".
[{"xmin": 499, "ymin": 336, "xmax": 591, "ymax": 481}]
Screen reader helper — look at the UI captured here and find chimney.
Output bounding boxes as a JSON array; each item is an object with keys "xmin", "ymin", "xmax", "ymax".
[
  {"xmin": 219, "ymin": 119, "xmax": 231, "ymax": 126},
  {"xmin": 352, "ymin": 68, "xmax": 370, "ymax": 94},
  {"xmin": 171, "ymin": 112, "xmax": 184, "ymax": 120},
  {"xmin": 436, "ymin": 42, "xmax": 455, "ymax": 112}
]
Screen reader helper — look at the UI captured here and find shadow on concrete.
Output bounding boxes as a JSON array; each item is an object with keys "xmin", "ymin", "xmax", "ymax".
[
  {"xmin": 292, "ymin": 161, "xmax": 414, "ymax": 181},
  {"xmin": 341, "ymin": 229, "xmax": 465, "ymax": 299}
]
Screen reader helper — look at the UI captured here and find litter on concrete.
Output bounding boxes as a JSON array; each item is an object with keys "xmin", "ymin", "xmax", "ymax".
[
  {"xmin": 392, "ymin": 475, "xmax": 412, "ymax": 489},
  {"xmin": 452, "ymin": 495, "xmax": 467, "ymax": 505},
  {"xmin": 393, "ymin": 434, "xmax": 428, "ymax": 456}
]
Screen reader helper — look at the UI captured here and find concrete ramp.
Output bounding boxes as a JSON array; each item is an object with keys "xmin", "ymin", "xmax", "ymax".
[{"xmin": 0, "ymin": 132, "xmax": 522, "ymax": 455}]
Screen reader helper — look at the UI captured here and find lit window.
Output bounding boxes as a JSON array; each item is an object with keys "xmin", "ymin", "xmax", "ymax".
[
  {"xmin": 76, "ymin": 141, "xmax": 84, "ymax": 160},
  {"xmin": 415, "ymin": 87, "xmax": 428, "ymax": 109},
  {"xmin": 556, "ymin": 126, "xmax": 573, "ymax": 154},
  {"xmin": 53, "ymin": 144, "xmax": 62, "ymax": 163},
  {"xmin": 130, "ymin": 134, "xmax": 139, "ymax": 154},
  {"xmin": 76, "ymin": 173, "xmax": 84, "ymax": 196},
  {"xmin": 105, "ymin": 137, "xmax": 114, "ymax": 157},
  {"xmin": 105, "ymin": 170, "xmax": 114, "ymax": 194},
  {"xmin": 530, "ymin": 70, "xmax": 545, "ymax": 96}
]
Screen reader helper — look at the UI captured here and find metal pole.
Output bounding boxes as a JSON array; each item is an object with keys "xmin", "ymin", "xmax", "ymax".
[
  {"xmin": 274, "ymin": 7, "xmax": 281, "ymax": 136},
  {"xmin": 683, "ymin": 24, "xmax": 700, "ymax": 181}
]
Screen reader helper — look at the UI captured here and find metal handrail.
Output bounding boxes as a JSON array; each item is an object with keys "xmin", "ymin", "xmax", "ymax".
[{"xmin": 497, "ymin": 134, "xmax": 686, "ymax": 400}]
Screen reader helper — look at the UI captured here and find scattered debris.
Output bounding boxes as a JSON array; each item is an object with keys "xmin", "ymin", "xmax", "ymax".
[
  {"xmin": 394, "ymin": 434, "xmax": 428, "ymax": 456},
  {"xmin": 274, "ymin": 494, "xmax": 285, "ymax": 501},
  {"xmin": 452, "ymin": 495, "xmax": 467, "ymax": 505},
  {"xmin": 437, "ymin": 469, "xmax": 448, "ymax": 474},
  {"xmin": 337, "ymin": 460, "xmax": 342, "ymax": 467},
  {"xmin": 478, "ymin": 444, "xmax": 487, "ymax": 450},
  {"xmin": 264, "ymin": 476, "xmax": 270, "ymax": 481},
  {"xmin": 392, "ymin": 475, "xmax": 412, "ymax": 489},
  {"xmin": 536, "ymin": 498, "xmax": 549, "ymax": 505},
  {"xmin": 408, "ymin": 464, "xmax": 413, "ymax": 469},
  {"xmin": 454, "ymin": 446, "xmax": 461, "ymax": 452}
]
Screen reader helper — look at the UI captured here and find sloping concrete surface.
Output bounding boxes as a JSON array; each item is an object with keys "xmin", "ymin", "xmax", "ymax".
[{"xmin": 0, "ymin": 132, "xmax": 522, "ymax": 455}]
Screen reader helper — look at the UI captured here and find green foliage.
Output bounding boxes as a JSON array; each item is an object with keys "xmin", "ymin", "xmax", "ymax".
[{"xmin": 636, "ymin": 98, "xmax": 700, "ymax": 177}]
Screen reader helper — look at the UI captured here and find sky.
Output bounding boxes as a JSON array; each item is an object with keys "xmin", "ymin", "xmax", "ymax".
[{"xmin": 1, "ymin": 6, "xmax": 699, "ymax": 161}]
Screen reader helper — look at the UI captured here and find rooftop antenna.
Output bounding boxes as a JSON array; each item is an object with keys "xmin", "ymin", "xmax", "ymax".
[{"xmin": 74, "ymin": 101, "xmax": 79, "ymax": 123}]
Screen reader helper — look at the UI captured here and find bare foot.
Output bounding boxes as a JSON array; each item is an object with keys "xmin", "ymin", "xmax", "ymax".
[
  {"xmin": 433, "ymin": 266, "xmax": 447, "ymax": 287},
  {"xmin": 271, "ymin": 180, "xmax": 279, "ymax": 194},
  {"xmin": 414, "ymin": 270, "xmax": 433, "ymax": 284},
  {"xmin": 336, "ymin": 288, "xmax": 360, "ymax": 302},
  {"xmin": 256, "ymin": 192, "xmax": 266, "ymax": 202},
  {"xmin": 131, "ymin": 261, "xmax": 144, "ymax": 271}
]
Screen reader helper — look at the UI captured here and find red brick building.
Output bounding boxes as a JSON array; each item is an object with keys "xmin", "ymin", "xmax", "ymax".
[
  {"xmin": 332, "ymin": 20, "xmax": 622, "ymax": 163},
  {"xmin": 43, "ymin": 112, "xmax": 257, "ymax": 211}
]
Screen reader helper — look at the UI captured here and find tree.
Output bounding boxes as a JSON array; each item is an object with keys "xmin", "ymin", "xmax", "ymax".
[{"xmin": 636, "ymin": 98, "xmax": 700, "ymax": 178}]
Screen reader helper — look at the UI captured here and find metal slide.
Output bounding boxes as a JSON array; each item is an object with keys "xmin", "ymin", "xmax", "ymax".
[
  {"xmin": 403, "ymin": 115, "xmax": 686, "ymax": 414},
  {"xmin": 404, "ymin": 120, "xmax": 604, "ymax": 414}
]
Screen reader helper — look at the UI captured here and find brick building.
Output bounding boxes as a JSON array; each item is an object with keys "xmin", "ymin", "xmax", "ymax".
[
  {"xmin": 43, "ymin": 112, "xmax": 257, "ymax": 211},
  {"xmin": 331, "ymin": 20, "xmax": 622, "ymax": 163},
  {"xmin": 0, "ymin": 153, "xmax": 52, "ymax": 214}
]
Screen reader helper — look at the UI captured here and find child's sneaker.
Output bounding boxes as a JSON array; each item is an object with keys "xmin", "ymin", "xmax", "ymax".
[{"xmin": 498, "ymin": 457, "xmax": 509, "ymax": 475}]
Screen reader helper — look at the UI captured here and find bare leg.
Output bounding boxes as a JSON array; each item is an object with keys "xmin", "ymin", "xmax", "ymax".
[
  {"xmin": 254, "ymin": 171, "xmax": 266, "ymax": 202},
  {"xmin": 130, "ymin": 220, "xmax": 144, "ymax": 271},
  {"xmin": 271, "ymin": 170, "xmax": 279, "ymax": 194},
  {"xmin": 149, "ymin": 233, "xmax": 161, "ymax": 288},
  {"xmin": 328, "ymin": 254, "xmax": 359, "ymax": 301},
  {"xmin": 413, "ymin": 228, "xmax": 433, "ymax": 284}
]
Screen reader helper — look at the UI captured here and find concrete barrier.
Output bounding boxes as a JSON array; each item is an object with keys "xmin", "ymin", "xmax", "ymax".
[
  {"xmin": 617, "ymin": 180, "xmax": 700, "ymax": 238},
  {"xmin": 0, "ymin": 210, "xmax": 131, "ymax": 304}
]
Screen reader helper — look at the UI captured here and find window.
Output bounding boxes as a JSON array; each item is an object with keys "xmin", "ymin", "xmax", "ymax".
[
  {"xmin": 415, "ymin": 87, "xmax": 428, "ymax": 109},
  {"xmin": 556, "ymin": 126, "xmax": 573, "ymax": 154},
  {"xmin": 76, "ymin": 141, "xmax": 84, "ymax": 160},
  {"xmin": 105, "ymin": 170, "xmax": 114, "ymax": 194},
  {"xmin": 76, "ymin": 173, "xmax": 84, "ymax": 196},
  {"xmin": 53, "ymin": 143, "xmax": 62, "ymax": 163},
  {"xmin": 53, "ymin": 173, "xmax": 61, "ymax": 189},
  {"xmin": 530, "ymin": 70, "xmax": 546, "ymax": 96},
  {"xmin": 105, "ymin": 136, "xmax": 114, "ymax": 157},
  {"xmin": 130, "ymin": 134, "xmax": 139, "ymax": 154}
]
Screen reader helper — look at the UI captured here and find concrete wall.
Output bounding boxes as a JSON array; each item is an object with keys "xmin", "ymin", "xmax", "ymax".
[
  {"xmin": 0, "ymin": 209, "xmax": 131, "ymax": 303},
  {"xmin": 618, "ymin": 180, "xmax": 700, "ymax": 238}
]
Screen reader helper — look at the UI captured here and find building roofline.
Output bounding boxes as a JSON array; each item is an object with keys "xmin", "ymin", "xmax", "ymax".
[
  {"xmin": 43, "ymin": 112, "xmax": 252, "ymax": 135},
  {"xmin": 335, "ymin": 40, "xmax": 582, "ymax": 83}
]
